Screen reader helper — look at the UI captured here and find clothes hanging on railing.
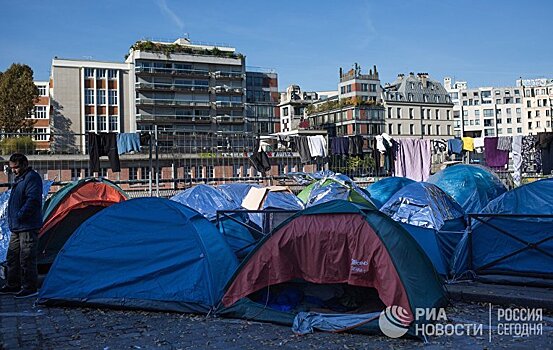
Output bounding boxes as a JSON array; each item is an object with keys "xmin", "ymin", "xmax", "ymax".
[
  {"xmin": 88, "ymin": 133, "xmax": 120, "ymax": 173},
  {"xmin": 331, "ymin": 137, "xmax": 349, "ymax": 156},
  {"xmin": 349, "ymin": 135, "xmax": 364, "ymax": 157},
  {"xmin": 447, "ymin": 138, "xmax": 463, "ymax": 155},
  {"xmin": 511, "ymin": 135, "xmax": 523, "ymax": 186},
  {"xmin": 484, "ymin": 137, "xmax": 508, "ymax": 168},
  {"xmin": 537, "ymin": 132, "xmax": 553, "ymax": 175},
  {"xmin": 473, "ymin": 137, "xmax": 485, "ymax": 153},
  {"xmin": 308, "ymin": 135, "xmax": 328, "ymax": 158},
  {"xmin": 431, "ymin": 139, "xmax": 447, "ymax": 154},
  {"xmin": 522, "ymin": 135, "xmax": 541, "ymax": 173},
  {"xmin": 394, "ymin": 138, "xmax": 431, "ymax": 181},
  {"xmin": 117, "ymin": 133, "xmax": 141, "ymax": 155},
  {"xmin": 497, "ymin": 136, "xmax": 512, "ymax": 151},
  {"xmin": 297, "ymin": 136, "xmax": 311, "ymax": 163},
  {"xmin": 461, "ymin": 137, "xmax": 474, "ymax": 152}
]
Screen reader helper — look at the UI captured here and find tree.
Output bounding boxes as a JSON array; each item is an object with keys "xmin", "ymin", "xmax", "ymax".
[{"xmin": 0, "ymin": 64, "xmax": 38, "ymax": 133}]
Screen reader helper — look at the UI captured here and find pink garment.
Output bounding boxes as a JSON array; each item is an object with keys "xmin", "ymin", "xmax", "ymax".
[{"xmin": 394, "ymin": 139, "xmax": 432, "ymax": 181}]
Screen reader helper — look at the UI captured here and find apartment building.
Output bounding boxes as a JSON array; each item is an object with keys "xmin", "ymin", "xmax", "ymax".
[
  {"xmin": 383, "ymin": 73, "xmax": 454, "ymax": 139},
  {"xmin": 245, "ymin": 70, "xmax": 280, "ymax": 134},
  {"xmin": 445, "ymin": 77, "xmax": 524, "ymax": 137},
  {"xmin": 518, "ymin": 78, "xmax": 553, "ymax": 134},
  {"xmin": 31, "ymin": 81, "xmax": 51, "ymax": 150},
  {"xmin": 278, "ymin": 85, "xmax": 318, "ymax": 132},
  {"xmin": 125, "ymin": 38, "xmax": 246, "ymax": 138},
  {"xmin": 50, "ymin": 59, "xmax": 133, "ymax": 152}
]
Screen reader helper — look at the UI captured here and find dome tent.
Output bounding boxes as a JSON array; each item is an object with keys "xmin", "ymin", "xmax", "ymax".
[
  {"xmin": 380, "ymin": 182, "xmax": 466, "ymax": 275},
  {"xmin": 219, "ymin": 200, "xmax": 447, "ymax": 336},
  {"xmin": 367, "ymin": 177, "xmax": 415, "ymax": 209},
  {"xmin": 452, "ymin": 179, "xmax": 553, "ymax": 285},
  {"xmin": 428, "ymin": 164, "xmax": 507, "ymax": 213},
  {"xmin": 38, "ymin": 198, "xmax": 239, "ymax": 313},
  {"xmin": 297, "ymin": 173, "xmax": 374, "ymax": 208},
  {"xmin": 171, "ymin": 184, "xmax": 256, "ymax": 260},
  {"xmin": 38, "ymin": 178, "xmax": 127, "ymax": 268}
]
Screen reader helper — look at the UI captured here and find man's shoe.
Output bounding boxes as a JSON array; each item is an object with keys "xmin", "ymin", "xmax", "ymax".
[
  {"xmin": 14, "ymin": 289, "xmax": 38, "ymax": 299},
  {"xmin": 0, "ymin": 285, "xmax": 20, "ymax": 295}
]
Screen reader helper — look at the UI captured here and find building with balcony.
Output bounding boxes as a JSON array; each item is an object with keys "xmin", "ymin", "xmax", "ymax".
[
  {"xmin": 445, "ymin": 77, "xmax": 524, "ymax": 137},
  {"xmin": 383, "ymin": 73, "xmax": 454, "ymax": 139},
  {"xmin": 125, "ymin": 38, "xmax": 246, "ymax": 139},
  {"xmin": 245, "ymin": 70, "xmax": 280, "ymax": 134},
  {"xmin": 31, "ymin": 81, "xmax": 52, "ymax": 151},
  {"xmin": 278, "ymin": 85, "xmax": 318, "ymax": 132},
  {"xmin": 518, "ymin": 78, "xmax": 553, "ymax": 134},
  {"xmin": 50, "ymin": 58, "xmax": 133, "ymax": 152}
]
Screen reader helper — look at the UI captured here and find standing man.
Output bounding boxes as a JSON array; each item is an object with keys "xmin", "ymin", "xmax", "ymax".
[{"xmin": 0, "ymin": 153, "xmax": 43, "ymax": 298}]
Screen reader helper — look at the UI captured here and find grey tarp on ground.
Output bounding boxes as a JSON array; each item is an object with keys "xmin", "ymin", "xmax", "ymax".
[{"xmin": 292, "ymin": 311, "xmax": 380, "ymax": 335}]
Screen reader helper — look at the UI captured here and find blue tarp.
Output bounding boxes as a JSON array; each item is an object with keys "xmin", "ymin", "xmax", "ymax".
[
  {"xmin": 380, "ymin": 182, "xmax": 466, "ymax": 275},
  {"xmin": 303, "ymin": 174, "xmax": 374, "ymax": 208},
  {"xmin": 249, "ymin": 190, "xmax": 304, "ymax": 230},
  {"xmin": 37, "ymin": 198, "xmax": 239, "ymax": 313},
  {"xmin": 171, "ymin": 184, "xmax": 239, "ymax": 221},
  {"xmin": 218, "ymin": 183, "xmax": 260, "ymax": 206},
  {"xmin": 0, "ymin": 180, "xmax": 53, "ymax": 262},
  {"xmin": 428, "ymin": 164, "xmax": 507, "ymax": 213},
  {"xmin": 452, "ymin": 179, "xmax": 553, "ymax": 282},
  {"xmin": 367, "ymin": 177, "xmax": 415, "ymax": 209}
]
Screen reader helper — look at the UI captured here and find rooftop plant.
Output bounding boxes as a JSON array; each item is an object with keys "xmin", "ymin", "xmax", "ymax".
[{"xmin": 130, "ymin": 41, "xmax": 244, "ymax": 59}]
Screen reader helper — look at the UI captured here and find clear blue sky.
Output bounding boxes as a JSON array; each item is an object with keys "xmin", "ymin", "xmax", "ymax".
[{"xmin": 1, "ymin": 0, "xmax": 552, "ymax": 91}]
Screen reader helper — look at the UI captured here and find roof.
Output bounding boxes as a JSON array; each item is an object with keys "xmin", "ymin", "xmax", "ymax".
[{"xmin": 384, "ymin": 74, "xmax": 451, "ymax": 104}]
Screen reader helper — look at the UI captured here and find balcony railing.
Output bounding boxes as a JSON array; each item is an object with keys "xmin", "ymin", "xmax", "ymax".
[
  {"xmin": 215, "ymin": 101, "xmax": 243, "ymax": 108},
  {"xmin": 135, "ymin": 67, "xmax": 210, "ymax": 77},
  {"xmin": 212, "ymin": 86, "xmax": 244, "ymax": 94},
  {"xmin": 215, "ymin": 115, "xmax": 244, "ymax": 124},
  {"xmin": 135, "ymin": 82, "xmax": 209, "ymax": 92},
  {"xmin": 136, "ymin": 98, "xmax": 211, "ymax": 107},
  {"xmin": 213, "ymin": 71, "xmax": 245, "ymax": 79},
  {"xmin": 136, "ymin": 113, "xmax": 212, "ymax": 123}
]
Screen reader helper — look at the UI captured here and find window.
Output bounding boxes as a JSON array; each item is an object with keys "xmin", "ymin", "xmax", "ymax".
[
  {"xmin": 34, "ymin": 106, "xmax": 47, "ymax": 119},
  {"xmin": 99, "ymin": 168, "xmax": 109, "ymax": 178},
  {"xmin": 536, "ymin": 121, "xmax": 541, "ymax": 128},
  {"xmin": 108, "ymin": 69, "xmax": 117, "ymax": 79},
  {"xmin": 396, "ymin": 108, "xmax": 401, "ymax": 118},
  {"xmin": 507, "ymin": 128, "xmax": 512, "ymax": 134},
  {"xmin": 498, "ymin": 128, "xmax": 503, "ymax": 134},
  {"xmin": 447, "ymin": 125, "xmax": 451, "ymax": 135},
  {"xmin": 515, "ymin": 98, "xmax": 521, "ymax": 103},
  {"xmin": 447, "ymin": 110, "xmax": 451, "ymax": 120},
  {"xmin": 516, "ymin": 108, "xmax": 521, "ymax": 115},
  {"xmin": 497, "ymin": 118, "xmax": 502, "ymax": 124},
  {"xmin": 536, "ymin": 110, "xmax": 541, "ymax": 117},
  {"xmin": 37, "ymin": 85, "xmax": 47, "ymax": 96},
  {"xmin": 33, "ymin": 128, "xmax": 48, "ymax": 141},
  {"xmin": 108, "ymin": 90, "xmax": 118, "ymax": 105},
  {"xmin": 84, "ymin": 68, "xmax": 94, "ymax": 77},
  {"xmin": 129, "ymin": 167, "xmax": 138, "ymax": 181},
  {"xmin": 97, "ymin": 90, "xmax": 106, "ymax": 104},
  {"xmin": 361, "ymin": 84, "xmax": 368, "ymax": 92},
  {"xmin": 427, "ymin": 125, "xmax": 431, "ymax": 135},
  {"xmin": 475, "ymin": 110, "xmax": 480, "ymax": 117},
  {"xmin": 409, "ymin": 108, "xmax": 414, "ymax": 119},
  {"xmin": 410, "ymin": 124, "xmax": 414, "ymax": 135},
  {"xmin": 97, "ymin": 69, "xmax": 106, "ymax": 78},
  {"xmin": 435, "ymin": 95, "xmax": 440, "ymax": 103},
  {"xmin": 463, "ymin": 120, "xmax": 468, "ymax": 126},
  {"xmin": 517, "ymin": 117, "xmax": 521, "ymax": 123},
  {"xmin": 98, "ymin": 115, "xmax": 107, "ymax": 131},
  {"xmin": 436, "ymin": 125, "xmax": 440, "ymax": 135},
  {"xmin": 109, "ymin": 116, "xmax": 118, "ymax": 131},
  {"xmin": 347, "ymin": 85, "xmax": 351, "ymax": 93},
  {"xmin": 514, "ymin": 89, "xmax": 520, "ymax": 95},
  {"xmin": 528, "ymin": 122, "xmax": 533, "ymax": 130},
  {"xmin": 387, "ymin": 107, "xmax": 392, "ymax": 118},
  {"xmin": 506, "ymin": 108, "xmax": 512, "ymax": 115},
  {"xmin": 435, "ymin": 109, "xmax": 440, "ymax": 120},
  {"xmin": 340, "ymin": 86, "xmax": 345, "ymax": 94},
  {"xmin": 495, "ymin": 90, "xmax": 500, "ymax": 95},
  {"xmin": 369, "ymin": 84, "xmax": 377, "ymax": 92},
  {"xmin": 527, "ymin": 101, "xmax": 531, "ymax": 107},
  {"xmin": 483, "ymin": 109, "xmax": 494, "ymax": 118},
  {"xmin": 507, "ymin": 118, "xmax": 512, "ymax": 124},
  {"xmin": 283, "ymin": 107, "xmax": 289, "ymax": 116},
  {"xmin": 397, "ymin": 124, "xmax": 402, "ymax": 134},
  {"xmin": 85, "ymin": 115, "xmax": 95, "ymax": 131},
  {"xmin": 463, "ymin": 110, "xmax": 468, "ymax": 117},
  {"xmin": 388, "ymin": 124, "xmax": 392, "ymax": 134},
  {"xmin": 85, "ymin": 89, "xmax": 95, "ymax": 104},
  {"xmin": 528, "ymin": 111, "xmax": 532, "ymax": 118},
  {"xmin": 470, "ymin": 120, "xmax": 474, "ymax": 125},
  {"xmin": 517, "ymin": 127, "xmax": 522, "ymax": 133},
  {"xmin": 496, "ymin": 99, "xmax": 501, "ymax": 104}
]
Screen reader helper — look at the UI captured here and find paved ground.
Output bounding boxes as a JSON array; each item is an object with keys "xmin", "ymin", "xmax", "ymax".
[{"xmin": 0, "ymin": 296, "xmax": 552, "ymax": 349}]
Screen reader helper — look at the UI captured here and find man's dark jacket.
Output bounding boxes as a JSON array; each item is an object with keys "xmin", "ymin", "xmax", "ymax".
[{"xmin": 8, "ymin": 167, "xmax": 43, "ymax": 232}]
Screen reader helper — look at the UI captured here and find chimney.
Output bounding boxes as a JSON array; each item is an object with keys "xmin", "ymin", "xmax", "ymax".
[
  {"xmin": 339, "ymin": 67, "xmax": 343, "ymax": 78},
  {"xmin": 373, "ymin": 65, "xmax": 378, "ymax": 76},
  {"xmin": 417, "ymin": 73, "xmax": 428, "ymax": 88},
  {"xmin": 397, "ymin": 73, "xmax": 405, "ymax": 80}
]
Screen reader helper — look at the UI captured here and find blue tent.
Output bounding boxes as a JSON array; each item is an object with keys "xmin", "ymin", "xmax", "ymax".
[
  {"xmin": 248, "ymin": 189, "xmax": 304, "ymax": 231},
  {"xmin": 217, "ymin": 183, "xmax": 260, "ymax": 206},
  {"xmin": 298, "ymin": 173, "xmax": 374, "ymax": 208},
  {"xmin": 428, "ymin": 164, "xmax": 507, "ymax": 213},
  {"xmin": 380, "ymin": 182, "xmax": 466, "ymax": 275},
  {"xmin": 367, "ymin": 177, "xmax": 415, "ymax": 209},
  {"xmin": 171, "ymin": 184, "xmax": 239, "ymax": 221},
  {"xmin": 171, "ymin": 184, "xmax": 256, "ymax": 259},
  {"xmin": 37, "ymin": 198, "xmax": 239, "ymax": 313},
  {"xmin": 452, "ymin": 179, "xmax": 553, "ymax": 285}
]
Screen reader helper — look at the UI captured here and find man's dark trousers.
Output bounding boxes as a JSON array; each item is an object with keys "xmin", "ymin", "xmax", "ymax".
[{"xmin": 6, "ymin": 230, "xmax": 38, "ymax": 291}]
